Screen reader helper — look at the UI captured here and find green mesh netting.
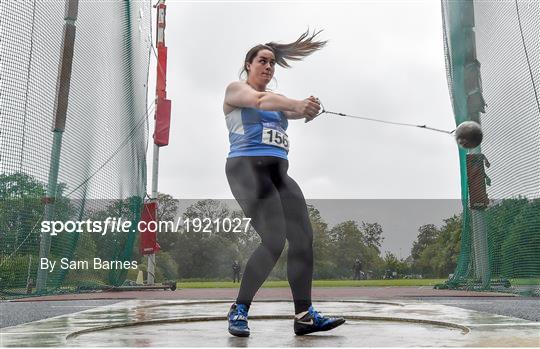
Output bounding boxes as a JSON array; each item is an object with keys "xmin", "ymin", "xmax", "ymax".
[
  {"xmin": 440, "ymin": 0, "xmax": 539, "ymax": 295},
  {"xmin": 0, "ymin": 0, "xmax": 151, "ymax": 298}
]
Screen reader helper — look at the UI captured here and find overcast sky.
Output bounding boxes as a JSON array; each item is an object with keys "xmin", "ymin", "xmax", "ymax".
[{"xmin": 146, "ymin": 1, "xmax": 462, "ymax": 255}]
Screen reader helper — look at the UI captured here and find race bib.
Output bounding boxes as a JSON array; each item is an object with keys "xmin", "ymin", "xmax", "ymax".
[{"xmin": 262, "ymin": 127, "xmax": 289, "ymax": 151}]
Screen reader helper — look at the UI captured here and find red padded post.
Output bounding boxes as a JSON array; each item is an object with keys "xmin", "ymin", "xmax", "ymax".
[{"xmin": 140, "ymin": 202, "xmax": 161, "ymax": 254}]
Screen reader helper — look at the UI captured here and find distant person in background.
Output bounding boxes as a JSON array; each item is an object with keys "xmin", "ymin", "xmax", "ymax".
[
  {"xmin": 232, "ymin": 260, "xmax": 241, "ymax": 283},
  {"xmin": 353, "ymin": 258, "xmax": 362, "ymax": 280}
]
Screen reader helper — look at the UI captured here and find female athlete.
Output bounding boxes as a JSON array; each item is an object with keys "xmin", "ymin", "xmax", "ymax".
[{"xmin": 223, "ymin": 30, "xmax": 345, "ymax": 337}]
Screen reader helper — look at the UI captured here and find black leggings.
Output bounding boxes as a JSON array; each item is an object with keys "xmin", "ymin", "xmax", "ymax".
[{"xmin": 226, "ymin": 156, "xmax": 313, "ymax": 314}]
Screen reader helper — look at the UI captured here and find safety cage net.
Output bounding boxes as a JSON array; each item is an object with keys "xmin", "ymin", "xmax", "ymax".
[
  {"xmin": 0, "ymin": 0, "xmax": 152, "ymax": 298},
  {"xmin": 440, "ymin": 0, "xmax": 539, "ymax": 295}
]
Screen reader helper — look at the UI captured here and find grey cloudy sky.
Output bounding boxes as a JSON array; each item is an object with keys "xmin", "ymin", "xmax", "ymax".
[{"xmin": 146, "ymin": 1, "xmax": 463, "ymax": 255}]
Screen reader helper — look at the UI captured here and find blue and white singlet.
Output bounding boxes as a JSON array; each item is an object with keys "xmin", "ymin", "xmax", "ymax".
[{"xmin": 225, "ymin": 107, "xmax": 289, "ymax": 159}]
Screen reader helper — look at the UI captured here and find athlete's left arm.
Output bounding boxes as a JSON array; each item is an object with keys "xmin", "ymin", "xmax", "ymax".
[
  {"xmin": 283, "ymin": 111, "xmax": 305, "ymax": 120},
  {"xmin": 283, "ymin": 109, "xmax": 320, "ymax": 121},
  {"xmin": 278, "ymin": 94, "xmax": 319, "ymax": 121}
]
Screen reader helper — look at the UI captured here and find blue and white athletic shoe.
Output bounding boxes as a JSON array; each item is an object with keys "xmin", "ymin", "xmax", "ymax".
[
  {"xmin": 228, "ymin": 303, "xmax": 250, "ymax": 337},
  {"xmin": 294, "ymin": 305, "xmax": 346, "ymax": 335}
]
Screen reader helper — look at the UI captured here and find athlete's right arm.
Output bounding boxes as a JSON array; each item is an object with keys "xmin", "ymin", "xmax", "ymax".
[{"xmin": 223, "ymin": 82, "xmax": 319, "ymax": 117}]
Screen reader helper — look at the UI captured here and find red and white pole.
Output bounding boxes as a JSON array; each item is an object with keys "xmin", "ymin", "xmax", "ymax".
[{"xmin": 142, "ymin": 0, "xmax": 171, "ymax": 285}]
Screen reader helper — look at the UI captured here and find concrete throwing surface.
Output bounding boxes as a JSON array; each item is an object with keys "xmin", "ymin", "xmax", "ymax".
[{"xmin": 1, "ymin": 299, "xmax": 539, "ymax": 347}]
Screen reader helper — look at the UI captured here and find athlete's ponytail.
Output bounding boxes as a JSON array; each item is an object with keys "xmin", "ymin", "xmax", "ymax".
[{"xmin": 240, "ymin": 29, "xmax": 327, "ymax": 77}]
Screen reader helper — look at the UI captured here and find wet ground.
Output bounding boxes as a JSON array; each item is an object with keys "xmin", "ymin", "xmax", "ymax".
[{"xmin": 1, "ymin": 298, "xmax": 539, "ymax": 347}]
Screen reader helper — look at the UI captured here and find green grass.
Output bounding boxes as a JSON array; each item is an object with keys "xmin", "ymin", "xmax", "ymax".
[
  {"xmin": 176, "ymin": 279, "xmax": 448, "ymax": 288},
  {"xmin": 510, "ymin": 278, "xmax": 540, "ymax": 286}
]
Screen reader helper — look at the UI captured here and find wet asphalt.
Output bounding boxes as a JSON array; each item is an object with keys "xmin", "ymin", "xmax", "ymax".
[
  {"xmin": 0, "ymin": 300, "xmax": 122, "ymax": 328},
  {"xmin": 416, "ymin": 297, "xmax": 540, "ymax": 322}
]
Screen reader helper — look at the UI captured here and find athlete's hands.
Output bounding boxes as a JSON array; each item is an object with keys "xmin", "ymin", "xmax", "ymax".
[
  {"xmin": 295, "ymin": 96, "xmax": 321, "ymax": 121},
  {"xmin": 304, "ymin": 96, "xmax": 322, "ymax": 123}
]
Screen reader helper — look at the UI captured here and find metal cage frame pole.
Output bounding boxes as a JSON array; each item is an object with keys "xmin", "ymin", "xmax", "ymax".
[
  {"xmin": 36, "ymin": 0, "xmax": 79, "ymax": 293},
  {"xmin": 148, "ymin": 143, "xmax": 159, "ymax": 284},
  {"xmin": 446, "ymin": 0, "xmax": 490, "ymax": 289},
  {"xmin": 147, "ymin": 0, "xmax": 171, "ymax": 285},
  {"xmin": 460, "ymin": 0, "xmax": 491, "ymax": 288}
]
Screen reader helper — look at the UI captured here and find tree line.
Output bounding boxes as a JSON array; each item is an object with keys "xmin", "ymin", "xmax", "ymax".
[{"xmin": 144, "ymin": 194, "xmax": 539, "ymax": 282}]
